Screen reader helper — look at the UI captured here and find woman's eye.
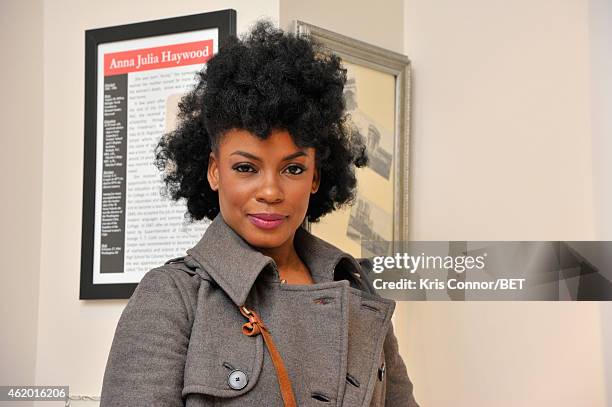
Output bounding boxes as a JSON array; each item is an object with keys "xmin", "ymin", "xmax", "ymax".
[
  {"xmin": 233, "ymin": 163, "xmax": 256, "ymax": 173},
  {"xmin": 284, "ymin": 165, "xmax": 305, "ymax": 175}
]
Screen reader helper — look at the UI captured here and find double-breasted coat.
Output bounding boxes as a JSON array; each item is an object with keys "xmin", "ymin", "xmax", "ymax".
[{"xmin": 100, "ymin": 213, "xmax": 419, "ymax": 406}]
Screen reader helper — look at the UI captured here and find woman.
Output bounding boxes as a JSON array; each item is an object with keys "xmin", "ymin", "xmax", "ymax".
[{"xmin": 100, "ymin": 19, "xmax": 419, "ymax": 407}]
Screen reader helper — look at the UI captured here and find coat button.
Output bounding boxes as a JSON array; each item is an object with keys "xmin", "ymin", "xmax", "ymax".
[
  {"xmin": 227, "ymin": 369, "xmax": 248, "ymax": 390},
  {"xmin": 378, "ymin": 362, "xmax": 386, "ymax": 381}
]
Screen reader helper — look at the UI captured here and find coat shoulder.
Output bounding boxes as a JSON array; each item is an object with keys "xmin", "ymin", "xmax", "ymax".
[{"xmin": 152, "ymin": 255, "xmax": 214, "ymax": 311}]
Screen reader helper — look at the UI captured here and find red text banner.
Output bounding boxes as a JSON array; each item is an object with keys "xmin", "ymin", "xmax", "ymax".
[{"xmin": 104, "ymin": 40, "xmax": 213, "ymax": 76}]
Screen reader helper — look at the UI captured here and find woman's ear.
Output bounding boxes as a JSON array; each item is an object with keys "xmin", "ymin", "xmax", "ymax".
[
  {"xmin": 311, "ymin": 167, "xmax": 320, "ymax": 194},
  {"xmin": 207, "ymin": 152, "xmax": 219, "ymax": 192}
]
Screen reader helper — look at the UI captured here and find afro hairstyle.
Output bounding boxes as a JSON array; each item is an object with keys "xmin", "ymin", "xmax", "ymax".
[{"xmin": 154, "ymin": 19, "xmax": 368, "ymax": 223}]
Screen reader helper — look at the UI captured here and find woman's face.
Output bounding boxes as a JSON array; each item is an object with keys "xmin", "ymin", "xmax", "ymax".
[{"xmin": 207, "ymin": 128, "xmax": 319, "ymax": 250}]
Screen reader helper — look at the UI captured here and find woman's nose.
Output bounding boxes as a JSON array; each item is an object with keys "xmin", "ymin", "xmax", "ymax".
[{"xmin": 255, "ymin": 172, "xmax": 284, "ymax": 203}]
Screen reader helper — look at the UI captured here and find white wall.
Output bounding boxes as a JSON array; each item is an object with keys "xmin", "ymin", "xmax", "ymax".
[
  {"xmin": 405, "ymin": 0, "xmax": 594, "ymax": 241},
  {"xmin": 280, "ymin": 0, "xmax": 404, "ymax": 53},
  {"xmin": 590, "ymin": 0, "xmax": 612, "ymax": 239},
  {"xmin": 0, "ymin": 1, "xmax": 43, "ymax": 405},
  {"xmin": 403, "ymin": 0, "xmax": 606, "ymax": 406},
  {"xmin": 589, "ymin": 0, "xmax": 612, "ymax": 402}
]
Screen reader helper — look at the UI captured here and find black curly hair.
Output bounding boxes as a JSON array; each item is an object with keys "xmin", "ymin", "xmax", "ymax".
[{"xmin": 155, "ymin": 19, "xmax": 368, "ymax": 223}]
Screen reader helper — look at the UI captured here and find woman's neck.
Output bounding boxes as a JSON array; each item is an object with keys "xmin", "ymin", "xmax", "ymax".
[
  {"xmin": 257, "ymin": 234, "xmax": 312, "ymax": 283},
  {"xmin": 258, "ymin": 235, "xmax": 299, "ymax": 271}
]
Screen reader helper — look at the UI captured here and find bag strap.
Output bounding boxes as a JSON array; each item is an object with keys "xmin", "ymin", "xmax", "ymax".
[{"xmin": 239, "ymin": 305, "xmax": 297, "ymax": 407}]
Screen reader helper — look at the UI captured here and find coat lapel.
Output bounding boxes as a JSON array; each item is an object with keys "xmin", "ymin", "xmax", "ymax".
[{"xmin": 185, "ymin": 213, "xmax": 273, "ymax": 307}]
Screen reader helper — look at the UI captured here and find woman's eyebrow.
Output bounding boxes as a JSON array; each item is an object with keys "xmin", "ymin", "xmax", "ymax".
[{"xmin": 230, "ymin": 150, "xmax": 307, "ymax": 161}]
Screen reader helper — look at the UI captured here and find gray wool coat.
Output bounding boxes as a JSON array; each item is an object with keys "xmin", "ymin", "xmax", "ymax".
[{"xmin": 100, "ymin": 213, "xmax": 419, "ymax": 406}]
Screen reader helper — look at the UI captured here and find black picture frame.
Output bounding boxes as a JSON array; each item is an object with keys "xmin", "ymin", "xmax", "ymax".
[{"xmin": 80, "ymin": 10, "xmax": 236, "ymax": 299}]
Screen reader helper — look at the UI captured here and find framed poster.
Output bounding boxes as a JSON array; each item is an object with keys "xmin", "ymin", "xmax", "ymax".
[
  {"xmin": 80, "ymin": 10, "xmax": 236, "ymax": 299},
  {"xmin": 294, "ymin": 21, "xmax": 412, "ymax": 258}
]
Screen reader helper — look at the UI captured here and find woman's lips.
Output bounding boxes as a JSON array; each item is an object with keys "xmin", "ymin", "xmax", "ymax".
[{"xmin": 248, "ymin": 214, "xmax": 286, "ymax": 230}]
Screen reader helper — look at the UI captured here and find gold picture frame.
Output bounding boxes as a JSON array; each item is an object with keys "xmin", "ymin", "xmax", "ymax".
[{"xmin": 294, "ymin": 20, "xmax": 412, "ymax": 258}]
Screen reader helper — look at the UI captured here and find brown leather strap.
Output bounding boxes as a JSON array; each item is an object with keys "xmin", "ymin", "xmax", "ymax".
[{"xmin": 239, "ymin": 305, "xmax": 297, "ymax": 407}]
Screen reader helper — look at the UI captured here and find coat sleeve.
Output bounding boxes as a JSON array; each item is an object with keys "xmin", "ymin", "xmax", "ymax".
[
  {"xmin": 384, "ymin": 320, "xmax": 420, "ymax": 407},
  {"xmin": 100, "ymin": 269, "xmax": 192, "ymax": 407}
]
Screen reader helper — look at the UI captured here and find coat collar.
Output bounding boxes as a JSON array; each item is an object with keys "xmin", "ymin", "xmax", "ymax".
[{"xmin": 186, "ymin": 213, "xmax": 364, "ymax": 307}]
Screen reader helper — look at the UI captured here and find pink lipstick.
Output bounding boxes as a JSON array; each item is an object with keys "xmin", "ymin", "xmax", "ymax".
[{"xmin": 248, "ymin": 213, "xmax": 286, "ymax": 230}]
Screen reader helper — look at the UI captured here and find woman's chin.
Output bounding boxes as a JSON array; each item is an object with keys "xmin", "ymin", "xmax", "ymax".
[
  {"xmin": 245, "ymin": 232, "xmax": 285, "ymax": 249},
  {"xmin": 243, "ymin": 225, "xmax": 292, "ymax": 249}
]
